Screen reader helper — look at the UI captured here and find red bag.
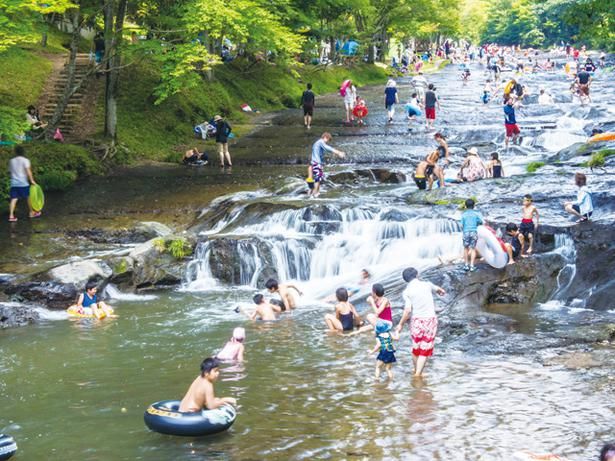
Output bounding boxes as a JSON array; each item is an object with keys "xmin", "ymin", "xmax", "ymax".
[{"xmin": 53, "ymin": 128, "xmax": 64, "ymax": 142}]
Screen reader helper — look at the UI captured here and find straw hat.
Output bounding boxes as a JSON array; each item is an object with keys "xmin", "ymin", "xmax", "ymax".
[
  {"xmin": 213, "ymin": 115, "xmax": 222, "ymax": 122},
  {"xmin": 467, "ymin": 147, "xmax": 479, "ymax": 156}
]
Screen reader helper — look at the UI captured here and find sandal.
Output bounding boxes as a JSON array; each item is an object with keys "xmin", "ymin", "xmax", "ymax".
[
  {"xmin": 29, "ymin": 211, "xmax": 42, "ymax": 218},
  {"xmin": 8, "ymin": 217, "xmax": 17, "ymax": 222},
  {"xmin": 576, "ymin": 217, "xmax": 589, "ymax": 223}
]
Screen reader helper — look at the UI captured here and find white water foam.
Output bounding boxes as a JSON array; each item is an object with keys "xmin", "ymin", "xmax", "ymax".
[{"xmin": 104, "ymin": 284, "xmax": 158, "ymax": 301}]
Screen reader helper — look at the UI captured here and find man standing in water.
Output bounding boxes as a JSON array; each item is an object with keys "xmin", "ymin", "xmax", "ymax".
[
  {"xmin": 301, "ymin": 83, "xmax": 315, "ymax": 129},
  {"xmin": 307, "ymin": 132, "xmax": 345, "ymax": 198},
  {"xmin": 395, "ymin": 267, "xmax": 446, "ymax": 377}
]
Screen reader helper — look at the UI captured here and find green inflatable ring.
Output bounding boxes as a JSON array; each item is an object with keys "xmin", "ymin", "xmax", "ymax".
[{"xmin": 30, "ymin": 184, "xmax": 45, "ymax": 212}]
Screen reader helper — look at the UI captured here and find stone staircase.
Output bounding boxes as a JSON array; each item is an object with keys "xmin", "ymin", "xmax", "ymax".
[{"xmin": 41, "ymin": 53, "xmax": 94, "ymax": 140}]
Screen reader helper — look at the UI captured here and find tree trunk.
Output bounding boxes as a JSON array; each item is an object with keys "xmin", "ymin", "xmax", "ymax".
[
  {"xmin": 103, "ymin": 0, "xmax": 127, "ymax": 141},
  {"xmin": 46, "ymin": 11, "xmax": 80, "ymax": 136},
  {"xmin": 329, "ymin": 36, "xmax": 336, "ymax": 63}
]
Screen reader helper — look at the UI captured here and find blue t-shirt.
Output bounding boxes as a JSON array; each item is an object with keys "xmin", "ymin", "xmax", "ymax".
[
  {"xmin": 384, "ymin": 87, "xmax": 398, "ymax": 106},
  {"xmin": 504, "ymin": 104, "xmax": 516, "ymax": 124},
  {"xmin": 311, "ymin": 139, "xmax": 335, "ymax": 164},
  {"xmin": 461, "ymin": 210, "xmax": 483, "ymax": 233}
]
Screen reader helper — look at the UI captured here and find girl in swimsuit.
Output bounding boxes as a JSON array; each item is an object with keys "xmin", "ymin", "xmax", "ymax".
[
  {"xmin": 324, "ymin": 288, "xmax": 362, "ymax": 333},
  {"xmin": 352, "ymin": 283, "xmax": 399, "ymax": 337}
]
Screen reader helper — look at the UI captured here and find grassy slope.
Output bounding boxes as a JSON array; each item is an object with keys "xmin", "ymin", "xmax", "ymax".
[{"xmin": 114, "ymin": 60, "xmax": 389, "ymax": 161}]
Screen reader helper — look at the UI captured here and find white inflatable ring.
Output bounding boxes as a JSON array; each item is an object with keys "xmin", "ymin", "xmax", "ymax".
[{"xmin": 476, "ymin": 225, "xmax": 509, "ymax": 269}]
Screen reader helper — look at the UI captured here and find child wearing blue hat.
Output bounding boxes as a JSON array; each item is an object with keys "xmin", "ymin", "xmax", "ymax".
[{"xmin": 370, "ymin": 320, "xmax": 396, "ymax": 380}]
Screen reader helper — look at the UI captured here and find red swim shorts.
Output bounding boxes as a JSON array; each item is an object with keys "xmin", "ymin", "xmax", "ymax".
[
  {"xmin": 425, "ymin": 107, "xmax": 436, "ymax": 120},
  {"xmin": 505, "ymin": 123, "xmax": 520, "ymax": 137}
]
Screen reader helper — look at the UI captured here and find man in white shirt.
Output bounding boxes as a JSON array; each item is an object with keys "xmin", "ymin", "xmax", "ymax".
[
  {"xmin": 8, "ymin": 146, "xmax": 39, "ymax": 222},
  {"xmin": 395, "ymin": 267, "xmax": 446, "ymax": 377}
]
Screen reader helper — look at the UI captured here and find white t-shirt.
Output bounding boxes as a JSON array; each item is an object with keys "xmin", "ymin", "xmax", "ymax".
[
  {"xmin": 344, "ymin": 85, "xmax": 356, "ymax": 105},
  {"xmin": 402, "ymin": 279, "xmax": 438, "ymax": 319},
  {"xmin": 9, "ymin": 156, "xmax": 31, "ymax": 187},
  {"xmin": 538, "ymin": 93, "xmax": 553, "ymax": 105}
]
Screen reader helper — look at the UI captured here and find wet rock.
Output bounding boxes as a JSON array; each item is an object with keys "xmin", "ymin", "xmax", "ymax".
[
  {"xmin": 134, "ymin": 221, "xmax": 173, "ymax": 240},
  {"xmin": 546, "ymin": 352, "xmax": 603, "ymax": 369},
  {"xmin": 370, "ymin": 168, "xmax": 406, "ymax": 183},
  {"xmin": 5, "ymin": 281, "xmax": 78, "ymax": 310},
  {"xmin": 0, "ymin": 302, "xmax": 40, "ymax": 329},
  {"xmin": 48, "ymin": 260, "xmax": 112, "ymax": 286},
  {"xmin": 302, "ymin": 204, "xmax": 343, "ymax": 222},
  {"xmin": 424, "ymin": 253, "xmax": 567, "ymax": 309},
  {"xmin": 128, "ymin": 239, "xmax": 188, "ymax": 289},
  {"xmin": 379, "ymin": 209, "xmax": 413, "ymax": 222},
  {"xmin": 563, "ymin": 222, "xmax": 615, "ymax": 310}
]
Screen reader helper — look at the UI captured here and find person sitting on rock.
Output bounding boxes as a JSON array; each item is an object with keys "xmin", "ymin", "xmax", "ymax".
[
  {"xmin": 26, "ymin": 106, "xmax": 47, "ymax": 134},
  {"xmin": 75, "ymin": 281, "xmax": 114, "ymax": 319},
  {"xmin": 563, "ymin": 172, "xmax": 593, "ymax": 223},
  {"xmin": 503, "ymin": 223, "xmax": 524, "ymax": 265},
  {"xmin": 182, "ymin": 147, "xmax": 208, "ymax": 165},
  {"xmin": 458, "ymin": 147, "xmax": 487, "ymax": 182}
]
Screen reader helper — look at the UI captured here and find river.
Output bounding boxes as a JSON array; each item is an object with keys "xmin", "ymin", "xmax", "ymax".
[{"xmin": 1, "ymin": 55, "xmax": 614, "ymax": 460}]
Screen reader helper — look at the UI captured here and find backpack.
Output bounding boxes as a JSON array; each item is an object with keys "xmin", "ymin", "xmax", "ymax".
[{"xmin": 339, "ymin": 87, "xmax": 347, "ymax": 97}]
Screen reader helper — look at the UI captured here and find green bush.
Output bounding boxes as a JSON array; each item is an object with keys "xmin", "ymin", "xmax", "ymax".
[
  {"xmin": 0, "ymin": 142, "xmax": 103, "ymax": 206},
  {"xmin": 526, "ymin": 161, "xmax": 545, "ymax": 173},
  {"xmin": 586, "ymin": 149, "xmax": 615, "ymax": 168},
  {"xmin": 153, "ymin": 237, "xmax": 192, "ymax": 259}
]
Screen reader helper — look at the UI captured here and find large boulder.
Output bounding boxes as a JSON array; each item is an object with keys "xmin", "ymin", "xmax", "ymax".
[
  {"xmin": 48, "ymin": 259, "xmax": 112, "ymax": 286},
  {"xmin": 128, "ymin": 237, "xmax": 193, "ymax": 289},
  {"xmin": 0, "ymin": 302, "xmax": 40, "ymax": 329}
]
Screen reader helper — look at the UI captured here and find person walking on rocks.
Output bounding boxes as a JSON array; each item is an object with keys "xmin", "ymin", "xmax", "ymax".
[
  {"xmin": 8, "ymin": 145, "xmax": 40, "ymax": 222},
  {"xmin": 342, "ymin": 80, "xmax": 357, "ymax": 124},
  {"xmin": 395, "ymin": 267, "xmax": 446, "ymax": 377},
  {"xmin": 384, "ymin": 79, "xmax": 399, "ymax": 123},
  {"xmin": 301, "ymin": 83, "xmax": 315, "ymax": 129},
  {"xmin": 307, "ymin": 132, "xmax": 345, "ymax": 198},
  {"xmin": 214, "ymin": 115, "xmax": 232, "ymax": 168},
  {"xmin": 424, "ymin": 84, "xmax": 440, "ymax": 131}
]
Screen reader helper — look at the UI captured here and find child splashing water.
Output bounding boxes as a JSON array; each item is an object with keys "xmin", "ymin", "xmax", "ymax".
[
  {"xmin": 215, "ymin": 327, "xmax": 246, "ymax": 362},
  {"xmin": 370, "ymin": 320, "xmax": 396, "ymax": 380}
]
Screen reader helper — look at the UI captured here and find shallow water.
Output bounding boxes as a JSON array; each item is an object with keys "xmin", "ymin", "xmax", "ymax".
[
  {"xmin": 2, "ymin": 57, "xmax": 615, "ymax": 460},
  {"xmin": 2, "ymin": 292, "xmax": 613, "ymax": 460}
]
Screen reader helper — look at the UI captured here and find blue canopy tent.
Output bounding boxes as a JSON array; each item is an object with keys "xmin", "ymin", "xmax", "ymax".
[{"xmin": 339, "ymin": 40, "xmax": 359, "ymax": 56}]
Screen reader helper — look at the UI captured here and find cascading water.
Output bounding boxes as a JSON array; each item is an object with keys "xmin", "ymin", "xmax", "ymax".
[
  {"xmin": 183, "ymin": 241, "xmax": 218, "ymax": 290},
  {"xmin": 183, "ymin": 203, "xmax": 463, "ymax": 296},
  {"xmin": 551, "ymin": 233, "xmax": 578, "ymax": 301}
]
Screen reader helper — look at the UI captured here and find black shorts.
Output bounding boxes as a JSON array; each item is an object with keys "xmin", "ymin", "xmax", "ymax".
[
  {"xmin": 519, "ymin": 221, "xmax": 535, "ymax": 237},
  {"xmin": 414, "ymin": 176, "xmax": 427, "ymax": 190},
  {"xmin": 303, "ymin": 106, "xmax": 314, "ymax": 116},
  {"xmin": 572, "ymin": 205, "xmax": 592, "ymax": 217},
  {"xmin": 425, "ymin": 165, "xmax": 435, "ymax": 177}
]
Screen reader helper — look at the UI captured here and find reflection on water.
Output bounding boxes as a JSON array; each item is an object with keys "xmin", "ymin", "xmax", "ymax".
[{"xmin": 1, "ymin": 291, "xmax": 612, "ymax": 460}]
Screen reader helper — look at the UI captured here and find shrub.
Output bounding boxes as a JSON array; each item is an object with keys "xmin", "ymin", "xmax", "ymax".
[{"xmin": 526, "ymin": 161, "xmax": 545, "ymax": 173}]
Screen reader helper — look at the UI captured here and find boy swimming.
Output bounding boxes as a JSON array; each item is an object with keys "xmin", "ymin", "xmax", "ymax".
[{"xmin": 179, "ymin": 357, "xmax": 236, "ymax": 412}]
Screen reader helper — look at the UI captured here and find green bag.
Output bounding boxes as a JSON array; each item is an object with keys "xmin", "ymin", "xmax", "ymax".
[{"xmin": 30, "ymin": 184, "xmax": 45, "ymax": 212}]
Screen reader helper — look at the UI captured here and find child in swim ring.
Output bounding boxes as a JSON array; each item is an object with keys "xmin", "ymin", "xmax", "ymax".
[
  {"xmin": 353, "ymin": 98, "xmax": 368, "ymax": 125},
  {"xmin": 75, "ymin": 281, "xmax": 114, "ymax": 319},
  {"xmin": 215, "ymin": 327, "xmax": 245, "ymax": 362}
]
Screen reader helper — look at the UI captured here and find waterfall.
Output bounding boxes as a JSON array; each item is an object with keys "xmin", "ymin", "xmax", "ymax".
[
  {"xmin": 551, "ymin": 233, "xmax": 577, "ymax": 301},
  {"xmin": 183, "ymin": 241, "xmax": 218, "ymax": 290},
  {"xmin": 183, "ymin": 203, "xmax": 463, "ymax": 293},
  {"xmin": 238, "ymin": 241, "xmax": 262, "ymax": 287}
]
